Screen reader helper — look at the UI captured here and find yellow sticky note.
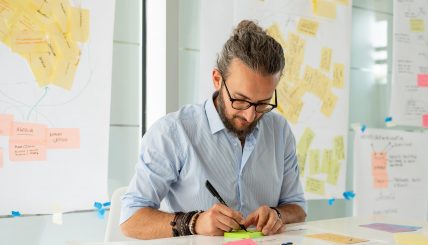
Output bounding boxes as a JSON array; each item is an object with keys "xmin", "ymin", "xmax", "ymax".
[
  {"xmin": 302, "ymin": 66, "xmax": 316, "ymax": 89},
  {"xmin": 336, "ymin": 0, "xmax": 349, "ymax": 5},
  {"xmin": 320, "ymin": 47, "xmax": 332, "ymax": 72},
  {"xmin": 333, "ymin": 136, "xmax": 345, "ymax": 160},
  {"xmin": 305, "ymin": 178, "xmax": 325, "ymax": 195},
  {"xmin": 10, "ymin": 30, "xmax": 49, "ymax": 54},
  {"xmin": 29, "ymin": 52, "xmax": 54, "ymax": 87},
  {"xmin": 297, "ymin": 18, "xmax": 319, "ymax": 37},
  {"xmin": 70, "ymin": 7, "xmax": 90, "ymax": 42},
  {"xmin": 410, "ymin": 19, "xmax": 425, "ymax": 32},
  {"xmin": 51, "ymin": 55, "xmax": 80, "ymax": 90},
  {"xmin": 277, "ymin": 99, "xmax": 303, "ymax": 125},
  {"xmin": 326, "ymin": 158, "xmax": 340, "ymax": 185},
  {"xmin": 297, "ymin": 128, "xmax": 315, "ymax": 154},
  {"xmin": 333, "ymin": 63, "xmax": 345, "ymax": 88},
  {"xmin": 285, "ymin": 32, "xmax": 305, "ymax": 83},
  {"xmin": 314, "ymin": 0, "xmax": 337, "ymax": 19},
  {"xmin": 297, "ymin": 152, "xmax": 307, "ymax": 176},
  {"xmin": 309, "ymin": 149, "xmax": 320, "ymax": 175},
  {"xmin": 310, "ymin": 70, "xmax": 331, "ymax": 99},
  {"xmin": 306, "ymin": 233, "xmax": 368, "ymax": 244},
  {"xmin": 321, "ymin": 149, "xmax": 333, "ymax": 174},
  {"xmin": 321, "ymin": 91, "xmax": 338, "ymax": 117},
  {"xmin": 52, "ymin": 0, "xmax": 71, "ymax": 32},
  {"xmin": 394, "ymin": 233, "xmax": 428, "ymax": 245}
]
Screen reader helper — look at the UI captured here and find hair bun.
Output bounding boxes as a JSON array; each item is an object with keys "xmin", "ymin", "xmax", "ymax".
[{"xmin": 233, "ymin": 20, "xmax": 265, "ymax": 37}]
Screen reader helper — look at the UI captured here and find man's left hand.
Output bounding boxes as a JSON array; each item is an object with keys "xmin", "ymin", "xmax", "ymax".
[{"xmin": 242, "ymin": 205, "xmax": 284, "ymax": 235}]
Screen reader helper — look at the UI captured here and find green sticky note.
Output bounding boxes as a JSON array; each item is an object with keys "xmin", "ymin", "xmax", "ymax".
[{"xmin": 224, "ymin": 230, "xmax": 264, "ymax": 239}]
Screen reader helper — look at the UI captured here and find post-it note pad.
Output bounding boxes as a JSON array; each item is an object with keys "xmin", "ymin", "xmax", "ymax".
[
  {"xmin": 306, "ymin": 233, "xmax": 368, "ymax": 244},
  {"xmin": 223, "ymin": 238, "xmax": 257, "ymax": 245},
  {"xmin": 224, "ymin": 230, "xmax": 264, "ymax": 239},
  {"xmin": 394, "ymin": 233, "xmax": 428, "ymax": 245}
]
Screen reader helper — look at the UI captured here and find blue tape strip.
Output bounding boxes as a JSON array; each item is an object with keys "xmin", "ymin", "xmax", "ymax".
[
  {"xmin": 343, "ymin": 191, "xmax": 356, "ymax": 200},
  {"xmin": 93, "ymin": 202, "xmax": 102, "ymax": 210},
  {"xmin": 361, "ymin": 125, "xmax": 367, "ymax": 133},
  {"xmin": 103, "ymin": 202, "xmax": 111, "ymax": 207},
  {"xmin": 328, "ymin": 198, "xmax": 335, "ymax": 206},
  {"xmin": 97, "ymin": 208, "xmax": 106, "ymax": 219},
  {"xmin": 11, "ymin": 211, "xmax": 21, "ymax": 217},
  {"xmin": 385, "ymin": 117, "xmax": 392, "ymax": 122}
]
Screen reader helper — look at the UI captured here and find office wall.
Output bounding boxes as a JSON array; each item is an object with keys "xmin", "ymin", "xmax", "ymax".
[
  {"xmin": 0, "ymin": 0, "xmax": 142, "ymax": 244},
  {"xmin": 177, "ymin": 0, "xmax": 394, "ymax": 221}
]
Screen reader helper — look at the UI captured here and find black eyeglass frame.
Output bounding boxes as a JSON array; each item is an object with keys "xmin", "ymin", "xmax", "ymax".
[{"xmin": 221, "ymin": 75, "xmax": 278, "ymax": 113}]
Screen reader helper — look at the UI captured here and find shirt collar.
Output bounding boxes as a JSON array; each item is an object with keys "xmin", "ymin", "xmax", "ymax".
[
  {"xmin": 205, "ymin": 92, "xmax": 261, "ymax": 136},
  {"xmin": 205, "ymin": 92, "xmax": 225, "ymax": 135}
]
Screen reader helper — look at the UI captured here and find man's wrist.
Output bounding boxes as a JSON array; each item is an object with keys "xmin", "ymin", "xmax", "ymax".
[{"xmin": 270, "ymin": 207, "xmax": 283, "ymax": 224}]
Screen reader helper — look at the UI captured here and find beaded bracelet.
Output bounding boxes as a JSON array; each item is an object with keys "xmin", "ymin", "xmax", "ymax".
[{"xmin": 189, "ymin": 210, "xmax": 204, "ymax": 235}]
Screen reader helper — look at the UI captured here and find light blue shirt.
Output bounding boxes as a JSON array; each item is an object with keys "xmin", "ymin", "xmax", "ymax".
[{"xmin": 120, "ymin": 94, "xmax": 306, "ymax": 224}]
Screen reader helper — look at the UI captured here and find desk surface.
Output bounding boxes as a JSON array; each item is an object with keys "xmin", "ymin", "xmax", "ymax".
[{"xmin": 69, "ymin": 216, "xmax": 428, "ymax": 245}]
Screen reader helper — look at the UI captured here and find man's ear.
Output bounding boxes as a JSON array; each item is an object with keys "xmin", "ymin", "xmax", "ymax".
[{"xmin": 212, "ymin": 69, "xmax": 222, "ymax": 90}]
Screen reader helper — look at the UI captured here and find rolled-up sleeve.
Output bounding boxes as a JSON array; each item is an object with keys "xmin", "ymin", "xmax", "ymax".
[
  {"xmin": 120, "ymin": 119, "xmax": 183, "ymax": 224},
  {"xmin": 278, "ymin": 123, "xmax": 306, "ymax": 212}
]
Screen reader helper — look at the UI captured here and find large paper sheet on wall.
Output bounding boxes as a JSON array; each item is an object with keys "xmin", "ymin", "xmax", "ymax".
[
  {"xmin": 0, "ymin": 0, "xmax": 115, "ymax": 214},
  {"xmin": 233, "ymin": 0, "xmax": 352, "ymax": 199},
  {"xmin": 390, "ymin": 0, "xmax": 428, "ymax": 127},
  {"xmin": 354, "ymin": 128, "xmax": 428, "ymax": 220}
]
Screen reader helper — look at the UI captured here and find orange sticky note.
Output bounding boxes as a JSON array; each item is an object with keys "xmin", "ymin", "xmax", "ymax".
[
  {"xmin": 372, "ymin": 152, "xmax": 388, "ymax": 188},
  {"xmin": 0, "ymin": 148, "xmax": 3, "ymax": 168},
  {"xmin": 10, "ymin": 122, "xmax": 47, "ymax": 142},
  {"xmin": 46, "ymin": 128, "xmax": 80, "ymax": 149},
  {"xmin": 9, "ymin": 142, "xmax": 47, "ymax": 162},
  {"xmin": 0, "ymin": 114, "xmax": 14, "ymax": 136},
  {"xmin": 423, "ymin": 114, "xmax": 428, "ymax": 128},
  {"xmin": 418, "ymin": 74, "xmax": 428, "ymax": 87}
]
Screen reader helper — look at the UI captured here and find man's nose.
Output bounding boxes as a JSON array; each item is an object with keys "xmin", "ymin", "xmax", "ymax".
[{"xmin": 241, "ymin": 106, "xmax": 257, "ymax": 122}]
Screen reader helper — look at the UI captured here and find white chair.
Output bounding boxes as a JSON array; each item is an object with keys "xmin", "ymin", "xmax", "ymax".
[{"xmin": 104, "ymin": 186, "xmax": 138, "ymax": 242}]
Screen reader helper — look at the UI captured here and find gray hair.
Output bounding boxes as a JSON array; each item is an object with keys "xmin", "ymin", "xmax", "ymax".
[{"xmin": 217, "ymin": 20, "xmax": 285, "ymax": 80}]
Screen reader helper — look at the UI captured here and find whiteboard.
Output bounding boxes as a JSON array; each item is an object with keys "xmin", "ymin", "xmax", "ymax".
[
  {"xmin": 200, "ymin": 0, "xmax": 352, "ymax": 199},
  {"xmin": 354, "ymin": 128, "xmax": 428, "ymax": 220},
  {"xmin": 390, "ymin": 0, "xmax": 428, "ymax": 127},
  {"xmin": 0, "ymin": 0, "xmax": 115, "ymax": 215}
]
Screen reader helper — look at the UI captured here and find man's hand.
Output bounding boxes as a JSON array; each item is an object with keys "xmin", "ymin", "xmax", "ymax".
[
  {"xmin": 243, "ymin": 205, "xmax": 284, "ymax": 235},
  {"xmin": 195, "ymin": 203, "xmax": 245, "ymax": 236}
]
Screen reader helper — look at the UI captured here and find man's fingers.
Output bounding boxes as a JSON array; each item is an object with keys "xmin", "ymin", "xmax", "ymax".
[
  {"xmin": 271, "ymin": 218, "xmax": 284, "ymax": 234},
  {"xmin": 243, "ymin": 211, "xmax": 257, "ymax": 227},
  {"xmin": 216, "ymin": 213, "xmax": 241, "ymax": 231},
  {"xmin": 262, "ymin": 211, "xmax": 278, "ymax": 235},
  {"xmin": 215, "ymin": 203, "xmax": 244, "ymax": 222},
  {"xmin": 256, "ymin": 207, "xmax": 270, "ymax": 231}
]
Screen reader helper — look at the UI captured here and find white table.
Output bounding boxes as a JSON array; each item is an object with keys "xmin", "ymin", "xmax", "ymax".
[{"xmin": 69, "ymin": 216, "xmax": 428, "ymax": 244}]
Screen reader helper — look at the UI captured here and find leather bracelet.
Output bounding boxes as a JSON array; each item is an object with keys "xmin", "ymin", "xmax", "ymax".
[
  {"xmin": 189, "ymin": 211, "xmax": 204, "ymax": 235},
  {"xmin": 170, "ymin": 212, "xmax": 184, "ymax": 237},
  {"xmin": 270, "ymin": 207, "xmax": 283, "ymax": 223}
]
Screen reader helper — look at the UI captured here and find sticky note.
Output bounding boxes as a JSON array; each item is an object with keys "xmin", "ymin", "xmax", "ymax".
[
  {"xmin": 371, "ymin": 152, "xmax": 388, "ymax": 188},
  {"xmin": 224, "ymin": 230, "xmax": 263, "ymax": 239},
  {"xmin": 10, "ymin": 31, "xmax": 49, "ymax": 54},
  {"xmin": 394, "ymin": 233, "xmax": 428, "ymax": 245},
  {"xmin": 361, "ymin": 223, "xmax": 421, "ymax": 233},
  {"xmin": 266, "ymin": 23, "xmax": 287, "ymax": 49},
  {"xmin": 314, "ymin": 0, "xmax": 337, "ymax": 19},
  {"xmin": 223, "ymin": 238, "xmax": 258, "ymax": 245},
  {"xmin": 418, "ymin": 74, "xmax": 428, "ymax": 87},
  {"xmin": 423, "ymin": 114, "xmax": 428, "ymax": 128},
  {"xmin": 52, "ymin": 0, "xmax": 71, "ymax": 32},
  {"xmin": 297, "ymin": 152, "xmax": 307, "ymax": 176},
  {"xmin": 333, "ymin": 136, "xmax": 345, "ymax": 160},
  {"xmin": 320, "ymin": 47, "xmax": 332, "ymax": 72},
  {"xmin": 0, "ymin": 114, "xmax": 13, "ymax": 135},
  {"xmin": 309, "ymin": 149, "xmax": 320, "ymax": 175},
  {"xmin": 46, "ymin": 128, "xmax": 80, "ymax": 149},
  {"xmin": 297, "ymin": 18, "xmax": 319, "ymax": 36},
  {"xmin": 321, "ymin": 149, "xmax": 333, "ymax": 174},
  {"xmin": 321, "ymin": 92, "xmax": 338, "ymax": 117},
  {"xmin": 336, "ymin": 0, "xmax": 349, "ymax": 5},
  {"xmin": 326, "ymin": 158, "xmax": 340, "ymax": 185},
  {"xmin": 51, "ymin": 58, "xmax": 79, "ymax": 90},
  {"xmin": 70, "ymin": 7, "xmax": 90, "ymax": 42},
  {"xmin": 333, "ymin": 64, "xmax": 345, "ymax": 88},
  {"xmin": 297, "ymin": 128, "xmax": 315, "ymax": 154},
  {"xmin": 29, "ymin": 52, "xmax": 54, "ymax": 87},
  {"xmin": 306, "ymin": 233, "xmax": 368, "ymax": 244},
  {"xmin": 9, "ymin": 142, "xmax": 47, "ymax": 161},
  {"xmin": 10, "ymin": 122, "xmax": 47, "ymax": 141},
  {"xmin": 410, "ymin": 19, "xmax": 425, "ymax": 32},
  {"xmin": 305, "ymin": 177, "xmax": 325, "ymax": 195}
]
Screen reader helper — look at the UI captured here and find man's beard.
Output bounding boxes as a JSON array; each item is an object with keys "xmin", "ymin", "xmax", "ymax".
[{"xmin": 216, "ymin": 90, "xmax": 261, "ymax": 139}]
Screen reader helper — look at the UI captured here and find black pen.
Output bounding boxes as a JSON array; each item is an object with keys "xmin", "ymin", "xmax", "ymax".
[{"xmin": 205, "ymin": 180, "xmax": 247, "ymax": 232}]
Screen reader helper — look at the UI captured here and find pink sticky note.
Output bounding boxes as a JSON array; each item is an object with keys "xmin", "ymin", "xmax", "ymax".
[
  {"xmin": 9, "ymin": 141, "xmax": 47, "ymax": 162},
  {"xmin": 46, "ymin": 128, "xmax": 80, "ymax": 149},
  {"xmin": 0, "ymin": 114, "xmax": 14, "ymax": 136},
  {"xmin": 10, "ymin": 122, "xmax": 47, "ymax": 141},
  {"xmin": 0, "ymin": 148, "xmax": 3, "ymax": 168},
  {"xmin": 371, "ymin": 152, "xmax": 388, "ymax": 189},
  {"xmin": 423, "ymin": 114, "xmax": 428, "ymax": 128},
  {"xmin": 223, "ymin": 239, "xmax": 257, "ymax": 245},
  {"xmin": 418, "ymin": 74, "xmax": 428, "ymax": 87}
]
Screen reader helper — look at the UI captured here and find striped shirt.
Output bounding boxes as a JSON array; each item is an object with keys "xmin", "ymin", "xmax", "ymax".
[{"xmin": 120, "ymin": 94, "xmax": 306, "ymax": 224}]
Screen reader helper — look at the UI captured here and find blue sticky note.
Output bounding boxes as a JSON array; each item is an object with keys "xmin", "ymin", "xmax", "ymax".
[
  {"xmin": 11, "ymin": 211, "xmax": 21, "ymax": 217},
  {"xmin": 93, "ymin": 202, "xmax": 102, "ymax": 210},
  {"xmin": 385, "ymin": 117, "xmax": 392, "ymax": 122},
  {"xmin": 103, "ymin": 202, "xmax": 111, "ymax": 207},
  {"xmin": 343, "ymin": 191, "xmax": 355, "ymax": 200},
  {"xmin": 328, "ymin": 198, "xmax": 335, "ymax": 206},
  {"xmin": 361, "ymin": 125, "xmax": 367, "ymax": 133}
]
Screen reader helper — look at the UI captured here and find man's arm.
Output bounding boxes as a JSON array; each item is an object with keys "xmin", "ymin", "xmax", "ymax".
[{"xmin": 121, "ymin": 207, "xmax": 174, "ymax": 240}]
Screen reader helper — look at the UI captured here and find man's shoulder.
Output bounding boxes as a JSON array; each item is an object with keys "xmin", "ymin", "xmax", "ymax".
[
  {"xmin": 261, "ymin": 110, "xmax": 291, "ymax": 129},
  {"xmin": 151, "ymin": 103, "xmax": 206, "ymax": 131}
]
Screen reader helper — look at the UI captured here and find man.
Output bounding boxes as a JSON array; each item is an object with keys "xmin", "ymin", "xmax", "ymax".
[{"xmin": 120, "ymin": 20, "xmax": 306, "ymax": 240}]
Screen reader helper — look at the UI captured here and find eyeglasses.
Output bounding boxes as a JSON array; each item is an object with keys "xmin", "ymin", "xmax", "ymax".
[{"xmin": 221, "ymin": 77, "xmax": 277, "ymax": 113}]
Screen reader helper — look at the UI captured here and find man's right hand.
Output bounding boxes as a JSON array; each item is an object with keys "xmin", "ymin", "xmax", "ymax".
[{"xmin": 194, "ymin": 203, "xmax": 245, "ymax": 236}]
